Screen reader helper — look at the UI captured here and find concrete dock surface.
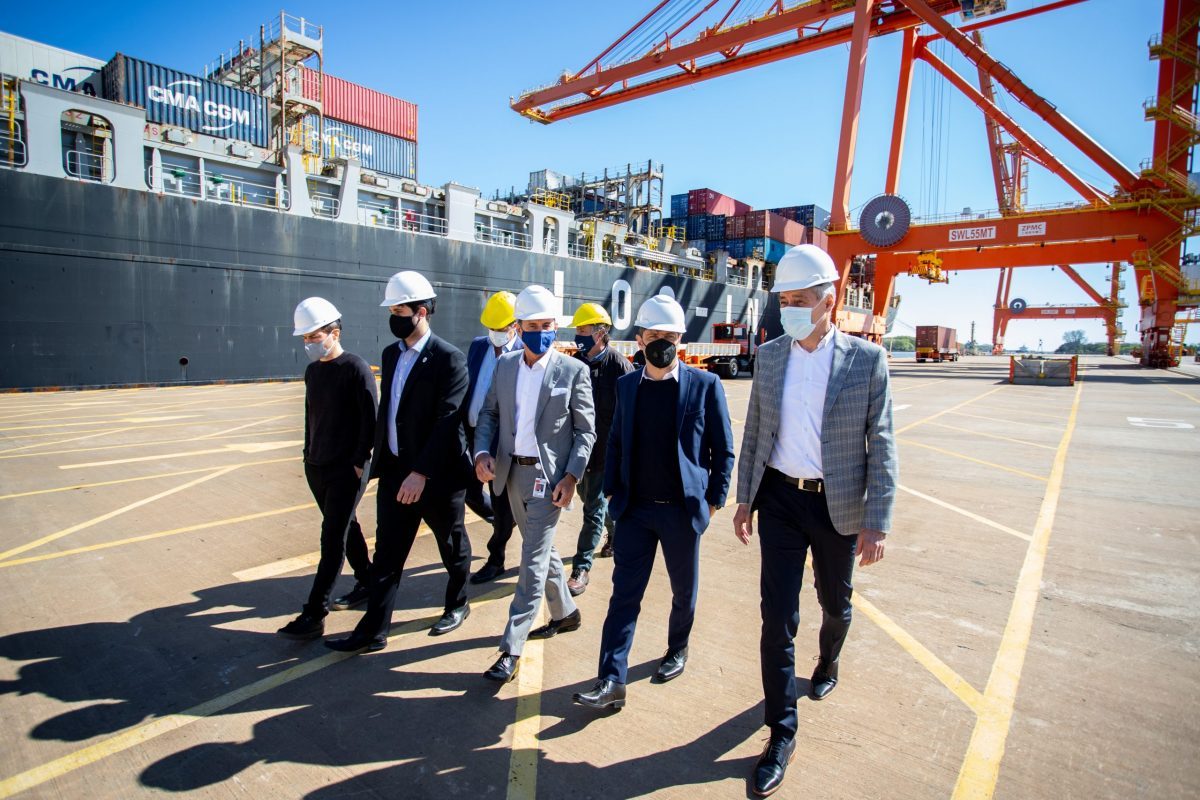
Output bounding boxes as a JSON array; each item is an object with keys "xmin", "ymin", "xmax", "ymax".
[{"xmin": 0, "ymin": 355, "xmax": 1196, "ymax": 799}]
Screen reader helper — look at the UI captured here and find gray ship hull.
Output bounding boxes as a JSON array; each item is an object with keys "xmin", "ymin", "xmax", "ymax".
[{"xmin": 0, "ymin": 170, "xmax": 765, "ymax": 389}]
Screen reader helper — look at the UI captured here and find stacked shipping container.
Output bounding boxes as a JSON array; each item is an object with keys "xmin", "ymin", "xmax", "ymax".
[
  {"xmin": 687, "ymin": 188, "xmax": 750, "ymax": 216},
  {"xmin": 299, "ymin": 115, "xmax": 416, "ymax": 180},
  {"xmin": 299, "ymin": 67, "xmax": 416, "ymax": 141}
]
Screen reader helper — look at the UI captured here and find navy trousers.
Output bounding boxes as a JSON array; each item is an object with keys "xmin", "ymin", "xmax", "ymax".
[
  {"xmin": 756, "ymin": 469, "xmax": 857, "ymax": 740},
  {"xmin": 598, "ymin": 500, "xmax": 701, "ymax": 684}
]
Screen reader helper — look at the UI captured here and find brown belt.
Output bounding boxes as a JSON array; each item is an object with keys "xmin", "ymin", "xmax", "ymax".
[
  {"xmin": 769, "ymin": 468, "xmax": 824, "ymax": 493},
  {"xmin": 512, "ymin": 455, "xmax": 539, "ymax": 466}
]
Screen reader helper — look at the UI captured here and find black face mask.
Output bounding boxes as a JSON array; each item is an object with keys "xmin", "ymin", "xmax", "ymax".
[
  {"xmin": 389, "ymin": 312, "xmax": 417, "ymax": 340},
  {"xmin": 645, "ymin": 338, "xmax": 677, "ymax": 369}
]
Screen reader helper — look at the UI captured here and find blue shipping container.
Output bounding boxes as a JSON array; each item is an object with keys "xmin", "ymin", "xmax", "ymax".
[
  {"xmin": 744, "ymin": 237, "xmax": 790, "ymax": 263},
  {"xmin": 301, "ymin": 116, "xmax": 417, "ymax": 180},
  {"xmin": 795, "ymin": 204, "xmax": 831, "ymax": 231},
  {"xmin": 671, "ymin": 193, "xmax": 689, "ymax": 218},
  {"xmin": 727, "ymin": 239, "xmax": 746, "ymax": 258},
  {"xmin": 686, "ymin": 214, "xmax": 706, "ymax": 239},
  {"xmin": 706, "ymin": 214, "xmax": 726, "ymax": 239},
  {"xmin": 102, "ymin": 54, "xmax": 270, "ymax": 147},
  {"xmin": 707, "ymin": 238, "xmax": 726, "ymax": 252}
]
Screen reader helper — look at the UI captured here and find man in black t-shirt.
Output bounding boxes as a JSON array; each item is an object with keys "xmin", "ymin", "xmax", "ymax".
[{"xmin": 277, "ymin": 298, "xmax": 379, "ymax": 640}]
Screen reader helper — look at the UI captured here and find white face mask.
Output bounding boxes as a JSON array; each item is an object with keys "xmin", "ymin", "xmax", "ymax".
[
  {"xmin": 780, "ymin": 305, "xmax": 821, "ymax": 342},
  {"xmin": 487, "ymin": 328, "xmax": 512, "ymax": 347}
]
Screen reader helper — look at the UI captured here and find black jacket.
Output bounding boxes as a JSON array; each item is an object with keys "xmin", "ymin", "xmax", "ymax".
[
  {"xmin": 370, "ymin": 333, "xmax": 471, "ymax": 489},
  {"xmin": 575, "ymin": 345, "xmax": 634, "ymax": 473}
]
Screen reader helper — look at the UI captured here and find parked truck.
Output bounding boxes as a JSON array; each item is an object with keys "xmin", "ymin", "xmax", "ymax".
[{"xmin": 915, "ymin": 325, "xmax": 959, "ymax": 362}]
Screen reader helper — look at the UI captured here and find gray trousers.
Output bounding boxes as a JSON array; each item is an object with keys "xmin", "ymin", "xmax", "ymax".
[{"xmin": 500, "ymin": 462, "xmax": 578, "ymax": 656}]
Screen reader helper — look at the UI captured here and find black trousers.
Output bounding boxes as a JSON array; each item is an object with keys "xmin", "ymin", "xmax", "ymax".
[
  {"xmin": 757, "ymin": 469, "xmax": 857, "ymax": 739},
  {"xmin": 598, "ymin": 500, "xmax": 700, "ymax": 684},
  {"xmin": 353, "ymin": 466, "xmax": 472, "ymax": 639},
  {"xmin": 302, "ymin": 462, "xmax": 372, "ymax": 618}
]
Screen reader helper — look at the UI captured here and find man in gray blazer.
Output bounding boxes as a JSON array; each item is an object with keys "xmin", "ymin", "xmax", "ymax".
[
  {"xmin": 474, "ymin": 284, "xmax": 596, "ymax": 683},
  {"xmin": 733, "ymin": 244, "xmax": 898, "ymax": 797}
]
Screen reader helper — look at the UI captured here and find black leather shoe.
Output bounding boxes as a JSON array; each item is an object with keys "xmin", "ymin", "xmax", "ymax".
[
  {"xmin": 429, "ymin": 603, "xmax": 470, "ymax": 636},
  {"xmin": 653, "ymin": 647, "xmax": 688, "ymax": 683},
  {"xmin": 597, "ymin": 536, "xmax": 614, "ymax": 559},
  {"xmin": 470, "ymin": 562, "xmax": 505, "ymax": 585},
  {"xmin": 276, "ymin": 612, "xmax": 324, "ymax": 640},
  {"xmin": 810, "ymin": 658, "xmax": 839, "ymax": 700},
  {"xmin": 752, "ymin": 735, "xmax": 796, "ymax": 797},
  {"xmin": 323, "ymin": 632, "xmax": 386, "ymax": 654},
  {"xmin": 529, "ymin": 609, "xmax": 582, "ymax": 639},
  {"xmin": 573, "ymin": 679, "xmax": 626, "ymax": 710},
  {"xmin": 330, "ymin": 582, "xmax": 370, "ymax": 611},
  {"xmin": 484, "ymin": 653, "xmax": 520, "ymax": 683}
]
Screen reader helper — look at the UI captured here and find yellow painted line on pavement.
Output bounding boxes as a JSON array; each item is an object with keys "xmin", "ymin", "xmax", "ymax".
[
  {"xmin": 898, "ymin": 485, "xmax": 1032, "ymax": 542},
  {"xmin": 852, "ymin": 594, "xmax": 986, "ymax": 715},
  {"xmin": 926, "ymin": 421, "xmax": 1058, "ymax": 451},
  {"xmin": 0, "ymin": 427, "xmax": 138, "ymax": 454},
  {"xmin": 0, "ymin": 466, "xmax": 240, "ymax": 563},
  {"xmin": 952, "ymin": 380, "xmax": 1083, "ymax": 799},
  {"xmin": 0, "ymin": 425, "xmax": 303, "ymax": 460},
  {"xmin": 0, "ymin": 457, "xmax": 298, "ymax": 501},
  {"xmin": 0, "ymin": 415, "xmax": 201, "ymax": 432},
  {"xmin": 188, "ymin": 415, "xmax": 290, "ymax": 441},
  {"xmin": 898, "ymin": 439, "xmax": 1049, "ymax": 483},
  {"xmin": 948, "ymin": 410, "xmax": 1061, "ymax": 430},
  {"xmin": 59, "ymin": 440, "xmax": 303, "ymax": 469},
  {"xmin": 507, "ymin": 623, "xmax": 546, "ymax": 800},
  {"xmin": 895, "ymin": 387, "xmax": 1004, "ymax": 436},
  {"xmin": 0, "ymin": 583, "xmax": 514, "ymax": 800},
  {"xmin": 893, "ymin": 378, "xmax": 950, "ymax": 393},
  {"xmin": 1167, "ymin": 386, "xmax": 1200, "ymax": 404}
]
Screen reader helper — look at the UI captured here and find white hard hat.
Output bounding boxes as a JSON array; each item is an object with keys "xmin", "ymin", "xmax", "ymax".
[
  {"xmin": 772, "ymin": 244, "xmax": 839, "ymax": 293},
  {"xmin": 635, "ymin": 293, "xmax": 687, "ymax": 333},
  {"xmin": 514, "ymin": 285, "xmax": 560, "ymax": 321},
  {"xmin": 380, "ymin": 270, "xmax": 437, "ymax": 307},
  {"xmin": 293, "ymin": 297, "xmax": 341, "ymax": 336}
]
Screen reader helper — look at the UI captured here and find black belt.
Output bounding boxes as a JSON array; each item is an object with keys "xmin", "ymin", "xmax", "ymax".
[
  {"xmin": 512, "ymin": 455, "xmax": 539, "ymax": 466},
  {"xmin": 768, "ymin": 468, "xmax": 824, "ymax": 493}
]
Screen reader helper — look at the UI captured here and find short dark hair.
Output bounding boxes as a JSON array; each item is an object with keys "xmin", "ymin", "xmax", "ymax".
[
  {"xmin": 404, "ymin": 299, "xmax": 436, "ymax": 317},
  {"xmin": 319, "ymin": 319, "xmax": 342, "ymax": 334}
]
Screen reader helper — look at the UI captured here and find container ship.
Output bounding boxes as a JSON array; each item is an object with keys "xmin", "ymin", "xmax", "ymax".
[{"xmin": 0, "ymin": 16, "xmax": 891, "ymax": 390}]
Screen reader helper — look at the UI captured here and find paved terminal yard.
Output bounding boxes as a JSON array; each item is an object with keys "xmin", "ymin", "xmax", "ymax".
[{"xmin": 0, "ymin": 356, "xmax": 1196, "ymax": 799}]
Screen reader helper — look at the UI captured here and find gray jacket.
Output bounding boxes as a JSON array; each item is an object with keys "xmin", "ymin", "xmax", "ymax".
[
  {"xmin": 475, "ymin": 348, "xmax": 596, "ymax": 490},
  {"xmin": 736, "ymin": 330, "xmax": 898, "ymax": 536}
]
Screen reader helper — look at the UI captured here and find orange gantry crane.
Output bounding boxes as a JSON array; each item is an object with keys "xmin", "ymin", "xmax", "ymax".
[{"xmin": 512, "ymin": 0, "xmax": 1200, "ymax": 367}]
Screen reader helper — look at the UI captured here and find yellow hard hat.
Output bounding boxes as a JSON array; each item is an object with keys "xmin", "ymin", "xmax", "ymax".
[
  {"xmin": 480, "ymin": 291, "xmax": 517, "ymax": 329},
  {"xmin": 570, "ymin": 302, "xmax": 612, "ymax": 328}
]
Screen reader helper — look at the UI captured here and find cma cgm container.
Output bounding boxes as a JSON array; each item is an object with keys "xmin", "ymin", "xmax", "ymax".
[
  {"xmin": 299, "ymin": 67, "xmax": 416, "ymax": 141},
  {"xmin": 102, "ymin": 54, "xmax": 270, "ymax": 147},
  {"xmin": 0, "ymin": 31, "xmax": 104, "ymax": 96},
  {"xmin": 688, "ymin": 188, "xmax": 750, "ymax": 216},
  {"xmin": 300, "ymin": 116, "xmax": 416, "ymax": 179},
  {"xmin": 670, "ymin": 193, "xmax": 689, "ymax": 218}
]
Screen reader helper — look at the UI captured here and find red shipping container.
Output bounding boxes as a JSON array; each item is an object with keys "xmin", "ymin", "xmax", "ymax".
[
  {"xmin": 299, "ymin": 67, "xmax": 417, "ymax": 142},
  {"xmin": 807, "ymin": 227, "xmax": 830, "ymax": 250},
  {"xmin": 688, "ymin": 188, "xmax": 750, "ymax": 216}
]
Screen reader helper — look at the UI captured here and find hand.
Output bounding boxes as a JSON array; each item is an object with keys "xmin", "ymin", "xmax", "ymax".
[
  {"xmin": 733, "ymin": 503, "xmax": 754, "ymax": 544},
  {"xmin": 856, "ymin": 529, "xmax": 886, "ymax": 566},
  {"xmin": 708, "ymin": 504, "xmax": 718, "ymax": 519},
  {"xmin": 475, "ymin": 454, "xmax": 496, "ymax": 483},
  {"xmin": 552, "ymin": 474, "xmax": 577, "ymax": 508},
  {"xmin": 354, "ymin": 465, "xmax": 364, "ymax": 479},
  {"xmin": 397, "ymin": 472, "xmax": 427, "ymax": 504}
]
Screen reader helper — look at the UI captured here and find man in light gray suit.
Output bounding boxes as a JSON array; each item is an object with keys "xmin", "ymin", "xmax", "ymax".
[
  {"xmin": 733, "ymin": 244, "xmax": 898, "ymax": 798},
  {"xmin": 474, "ymin": 284, "xmax": 596, "ymax": 683}
]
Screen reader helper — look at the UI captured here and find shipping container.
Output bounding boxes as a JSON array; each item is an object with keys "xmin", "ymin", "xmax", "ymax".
[
  {"xmin": 299, "ymin": 115, "xmax": 416, "ymax": 179},
  {"xmin": 742, "ymin": 210, "xmax": 804, "ymax": 245},
  {"xmin": 0, "ymin": 32, "xmax": 104, "ymax": 96},
  {"xmin": 706, "ymin": 214, "xmax": 727, "ymax": 240},
  {"xmin": 808, "ymin": 227, "xmax": 830, "ymax": 250},
  {"xmin": 795, "ymin": 203, "xmax": 831, "ymax": 231},
  {"xmin": 686, "ymin": 214, "xmax": 706, "ymax": 240},
  {"xmin": 725, "ymin": 214, "xmax": 746, "ymax": 239},
  {"xmin": 688, "ymin": 188, "xmax": 751, "ymax": 216},
  {"xmin": 707, "ymin": 238, "xmax": 726, "ymax": 252},
  {"xmin": 670, "ymin": 193, "xmax": 690, "ymax": 218},
  {"xmin": 298, "ymin": 67, "xmax": 417, "ymax": 141},
  {"xmin": 102, "ymin": 54, "xmax": 270, "ymax": 147},
  {"xmin": 727, "ymin": 239, "xmax": 746, "ymax": 258},
  {"xmin": 686, "ymin": 239, "xmax": 707, "ymax": 253},
  {"xmin": 744, "ymin": 237, "xmax": 790, "ymax": 263},
  {"xmin": 915, "ymin": 326, "xmax": 959, "ymax": 362}
]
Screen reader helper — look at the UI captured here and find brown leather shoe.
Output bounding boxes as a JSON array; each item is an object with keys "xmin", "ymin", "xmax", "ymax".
[
  {"xmin": 567, "ymin": 569, "xmax": 589, "ymax": 596},
  {"xmin": 597, "ymin": 536, "xmax": 614, "ymax": 559}
]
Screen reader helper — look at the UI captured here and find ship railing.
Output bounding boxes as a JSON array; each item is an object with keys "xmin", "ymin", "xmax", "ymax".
[
  {"xmin": 567, "ymin": 239, "xmax": 592, "ymax": 259},
  {"xmin": 727, "ymin": 273, "xmax": 748, "ymax": 287},
  {"xmin": 65, "ymin": 149, "xmax": 111, "ymax": 183},
  {"xmin": 475, "ymin": 226, "xmax": 532, "ymax": 250},
  {"xmin": 311, "ymin": 195, "xmax": 340, "ymax": 218},
  {"xmin": 0, "ymin": 134, "xmax": 27, "ymax": 169},
  {"xmin": 148, "ymin": 164, "xmax": 289, "ymax": 210},
  {"xmin": 359, "ymin": 203, "xmax": 448, "ymax": 236}
]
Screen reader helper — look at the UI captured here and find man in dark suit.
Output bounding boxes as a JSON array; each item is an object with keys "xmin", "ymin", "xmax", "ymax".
[
  {"xmin": 574, "ymin": 294, "xmax": 735, "ymax": 710},
  {"xmin": 325, "ymin": 270, "xmax": 474, "ymax": 654},
  {"xmin": 465, "ymin": 291, "xmax": 523, "ymax": 584}
]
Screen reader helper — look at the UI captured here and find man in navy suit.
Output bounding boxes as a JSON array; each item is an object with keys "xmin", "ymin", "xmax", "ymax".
[
  {"xmin": 464, "ymin": 291, "xmax": 524, "ymax": 584},
  {"xmin": 574, "ymin": 294, "xmax": 735, "ymax": 710}
]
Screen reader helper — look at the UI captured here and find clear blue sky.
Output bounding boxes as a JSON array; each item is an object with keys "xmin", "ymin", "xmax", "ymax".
[{"xmin": 5, "ymin": 0, "xmax": 1187, "ymax": 348}]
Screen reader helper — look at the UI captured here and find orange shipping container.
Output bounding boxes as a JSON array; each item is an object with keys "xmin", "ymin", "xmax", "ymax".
[{"xmin": 300, "ymin": 67, "xmax": 417, "ymax": 142}]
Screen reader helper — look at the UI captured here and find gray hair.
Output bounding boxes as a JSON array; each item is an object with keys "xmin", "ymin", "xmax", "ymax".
[{"xmin": 812, "ymin": 282, "xmax": 836, "ymax": 300}]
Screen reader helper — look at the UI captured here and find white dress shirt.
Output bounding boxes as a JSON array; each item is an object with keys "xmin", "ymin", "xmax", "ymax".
[
  {"xmin": 640, "ymin": 360, "xmax": 680, "ymax": 382},
  {"xmin": 388, "ymin": 330, "xmax": 431, "ymax": 456},
  {"xmin": 513, "ymin": 349, "xmax": 556, "ymax": 458},
  {"xmin": 468, "ymin": 335, "xmax": 520, "ymax": 428},
  {"xmin": 767, "ymin": 326, "xmax": 835, "ymax": 479}
]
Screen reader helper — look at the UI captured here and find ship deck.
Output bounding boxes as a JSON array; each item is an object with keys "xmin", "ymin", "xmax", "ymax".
[{"xmin": 0, "ymin": 356, "xmax": 1197, "ymax": 799}]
